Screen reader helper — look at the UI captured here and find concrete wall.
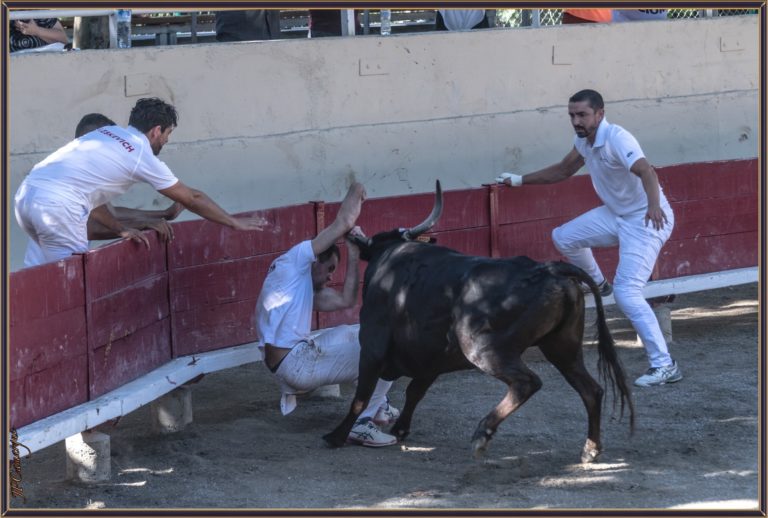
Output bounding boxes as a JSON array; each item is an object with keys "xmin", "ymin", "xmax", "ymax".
[{"xmin": 7, "ymin": 15, "xmax": 759, "ymax": 271}]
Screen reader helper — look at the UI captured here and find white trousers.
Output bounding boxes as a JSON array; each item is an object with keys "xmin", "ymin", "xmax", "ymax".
[
  {"xmin": 15, "ymin": 183, "xmax": 89, "ymax": 267},
  {"xmin": 552, "ymin": 205, "xmax": 675, "ymax": 368},
  {"xmin": 276, "ymin": 324, "xmax": 392, "ymax": 420}
]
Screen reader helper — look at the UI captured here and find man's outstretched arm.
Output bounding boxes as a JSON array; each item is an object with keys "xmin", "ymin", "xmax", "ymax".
[
  {"xmin": 159, "ymin": 181, "xmax": 265, "ymax": 231},
  {"xmin": 311, "ymin": 182, "xmax": 367, "ymax": 257}
]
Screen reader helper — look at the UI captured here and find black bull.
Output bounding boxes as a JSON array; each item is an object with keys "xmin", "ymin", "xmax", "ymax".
[{"xmin": 323, "ymin": 181, "xmax": 635, "ymax": 463}]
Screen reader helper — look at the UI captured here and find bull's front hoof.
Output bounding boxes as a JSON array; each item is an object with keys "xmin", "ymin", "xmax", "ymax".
[
  {"xmin": 322, "ymin": 432, "xmax": 346, "ymax": 448},
  {"xmin": 390, "ymin": 425, "xmax": 410, "ymax": 442},
  {"xmin": 471, "ymin": 436, "xmax": 489, "ymax": 459},
  {"xmin": 580, "ymin": 439, "xmax": 601, "ymax": 464}
]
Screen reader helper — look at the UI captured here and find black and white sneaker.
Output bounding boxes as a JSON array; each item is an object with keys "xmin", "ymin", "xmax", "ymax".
[
  {"xmin": 347, "ymin": 418, "xmax": 397, "ymax": 447},
  {"xmin": 582, "ymin": 279, "xmax": 613, "ymax": 297}
]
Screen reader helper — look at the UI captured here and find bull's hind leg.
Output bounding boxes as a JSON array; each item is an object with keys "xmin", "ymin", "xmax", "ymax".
[
  {"xmin": 539, "ymin": 334, "xmax": 604, "ymax": 464},
  {"xmin": 470, "ymin": 358, "xmax": 543, "ymax": 459}
]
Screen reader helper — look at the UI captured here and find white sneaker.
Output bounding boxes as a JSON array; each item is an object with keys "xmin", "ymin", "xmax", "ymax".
[
  {"xmin": 634, "ymin": 360, "xmax": 683, "ymax": 387},
  {"xmin": 347, "ymin": 419, "xmax": 397, "ymax": 447},
  {"xmin": 373, "ymin": 401, "xmax": 400, "ymax": 426}
]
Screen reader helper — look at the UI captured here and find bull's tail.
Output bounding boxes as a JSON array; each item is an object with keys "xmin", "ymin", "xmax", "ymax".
[{"xmin": 547, "ymin": 261, "xmax": 636, "ymax": 434}]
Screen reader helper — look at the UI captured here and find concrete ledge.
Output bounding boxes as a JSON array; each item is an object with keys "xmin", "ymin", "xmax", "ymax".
[{"xmin": 14, "ymin": 266, "xmax": 758, "ymax": 455}]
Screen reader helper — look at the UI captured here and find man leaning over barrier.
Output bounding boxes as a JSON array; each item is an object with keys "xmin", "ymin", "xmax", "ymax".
[
  {"xmin": 15, "ymin": 97, "xmax": 264, "ymax": 267},
  {"xmin": 22, "ymin": 112, "xmax": 185, "ymax": 267}
]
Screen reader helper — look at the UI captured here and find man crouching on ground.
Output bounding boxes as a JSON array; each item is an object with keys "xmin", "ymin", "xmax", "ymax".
[{"xmin": 255, "ymin": 181, "xmax": 399, "ymax": 447}]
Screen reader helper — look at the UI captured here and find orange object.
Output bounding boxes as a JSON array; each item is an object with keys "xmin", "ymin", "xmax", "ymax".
[{"xmin": 563, "ymin": 9, "xmax": 613, "ymax": 23}]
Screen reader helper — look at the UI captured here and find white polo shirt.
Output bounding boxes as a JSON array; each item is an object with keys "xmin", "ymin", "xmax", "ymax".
[
  {"xmin": 574, "ymin": 118, "xmax": 670, "ymax": 216},
  {"xmin": 22, "ymin": 125, "xmax": 179, "ymax": 211},
  {"xmin": 255, "ymin": 240, "xmax": 316, "ymax": 352}
]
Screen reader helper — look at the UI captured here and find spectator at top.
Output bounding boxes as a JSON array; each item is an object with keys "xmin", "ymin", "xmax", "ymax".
[
  {"xmin": 435, "ymin": 9, "xmax": 489, "ymax": 31},
  {"xmin": 308, "ymin": 10, "xmax": 362, "ymax": 37},
  {"xmin": 215, "ymin": 10, "xmax": 282, "ymax": 41},
  {"xmin": 562, "ymin": 9, "xmax": 612, "ymax": 24},
  {"xmin": 10, "ymin": 18, "xmax": 69, "ymax": 53}
]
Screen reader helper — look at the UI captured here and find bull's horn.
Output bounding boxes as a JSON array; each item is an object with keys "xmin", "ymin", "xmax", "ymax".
[
  {"xmin": 404, "ymin": 180, "xmax": 443, "ymax": 240},
  {"xmin": 346, "ymin": 233, "xmax": 371, "ymax": 249}
]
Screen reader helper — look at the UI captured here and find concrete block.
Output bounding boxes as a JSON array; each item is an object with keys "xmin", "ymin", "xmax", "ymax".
[
  {"xmin": 65, "ymin": 431, "xmax": 110, "ymax": 483},
  {"xmin": 150, "ymin": 386, "xmax": 193, "ymax": 434}
]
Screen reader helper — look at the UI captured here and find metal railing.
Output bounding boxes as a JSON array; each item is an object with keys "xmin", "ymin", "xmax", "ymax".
[
  {"xmin": 10, "ymin": 8, "xmax": 176, "ymax": 48},
  {"xmin": 9, "ymin": 7, "xmax": 760, "ymax": 49}
]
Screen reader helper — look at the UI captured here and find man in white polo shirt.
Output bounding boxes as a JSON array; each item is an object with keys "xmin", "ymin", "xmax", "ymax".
[
  {"xmin": 21, "ymin": 112, "xmax": 184, "ymax": 268},
  {"xmin": 256, "ymin": 182, "xmax": 399, "ymax": 447},
  {"xmin": 14, "ymin": 97, "xmax": 264, "ymax": 267},
  {"xmin": 495, "ymin": 89, "xmax": 681, "ymax": 387}
]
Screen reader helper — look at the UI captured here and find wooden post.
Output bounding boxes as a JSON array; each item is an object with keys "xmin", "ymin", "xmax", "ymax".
[
  {"xmin": 311, "ymin": 201, "xmax": 325, "ymax": 330},
  {"xmin": 486, "ymin": 184, "xmax": 500, "ymax": 258}
]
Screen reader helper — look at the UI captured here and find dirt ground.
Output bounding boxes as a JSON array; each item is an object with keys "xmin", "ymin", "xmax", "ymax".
[{"xmin": 10, "ymin": 283, "xmax": 761, "ymax": 511}]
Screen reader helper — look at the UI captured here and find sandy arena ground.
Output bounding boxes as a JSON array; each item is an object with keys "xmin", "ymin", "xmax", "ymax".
[{"xmin": 10, "ymin": 283, "xmax": 761, "ymax": 511}]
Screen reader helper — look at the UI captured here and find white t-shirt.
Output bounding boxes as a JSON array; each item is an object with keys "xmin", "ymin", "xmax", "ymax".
[
  {"xmin": 23, "ymin": 125, "xmax": 179, "ymax": 211},
  {"xmin": 573, "ymin": 118, "xmax": 669, "ymax": 216},
  {"xmin": 256, "ymin": 240, "xmax": 316, "ymax": 351}
]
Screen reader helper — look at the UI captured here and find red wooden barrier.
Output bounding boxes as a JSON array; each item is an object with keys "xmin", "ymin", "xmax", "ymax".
[
  {"xmin": 658, "ymin": 160, "xmax": 758, "ymax": 278},
  {"xmin": 8, "ymin": 158, "xmax": 758, "ymax": 428},
  {"xmin": 9, "ymin": 257, "xmax": 87, "ymax": 428},
  {"xmin": 84, "ymin": 232, "xmax": 171, "ymax": 398},
  {"xmin": 167, "ymin": 205, "xmax": 316, "ymax": 356}
]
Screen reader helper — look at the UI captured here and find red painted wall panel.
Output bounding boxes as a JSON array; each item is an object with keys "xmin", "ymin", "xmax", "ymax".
[
  {"xmin": 83, "ymin": 231, "xmax": 171, "ymax": 400},
  {"xmin": 167, "ymin": 205, "xmax": 316, "ymax": 269},
  {"xmin": 9, "ymin": 379, "xmax": 27, "ymax": 429},
  {"xmin": 169, "ymin": 255, "xmax": 275, "ymax": 313},
  {"xmin": 9, "ymin": 307, "xmax": 87, "ymax": 382},
  {"xmin": 657, "ymin": 232, "xmax": 757, "ymax": 279},
  {"xmin": 84, "ymin": 232, "xmax": 167, "ymax": 301},
  {"xmin": 9, "ymin": 257, "xmax": 84, "ymax": 324},
  {"xmin": 496, "ymin": 179, "xmax": 601, "ymax": 224},
  {"xmin": 86, "ymin": 275, "xmax": 170, "ymax": 349},
  {"xmin": 669, "ymin": 195, "xmax": 757, "ymax": 241},
  {"xmin": 326, "ymin": 187, "xmax": 490, "ymax": 236},
  {"xmin": 8, "ymin": 257, "xmax": 87, "ymax": 426},
  {"xmin": 659, "ymin": 160, "xmax": 758, "ymax": 202},
  {"xmin": 90, "ymin": 319, "xmax": 172, "ymax": 398},
  {"xmin": 172, "ymin": 300, "xmax": 257, "ymax": 356},
  {"xmin": 16, "ymin": 355, "xmax": 88, "ymax": 429}
]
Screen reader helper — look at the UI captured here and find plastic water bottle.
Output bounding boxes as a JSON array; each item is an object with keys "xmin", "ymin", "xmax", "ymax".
[
  {"xmin": 380, "ymin": 9, "xmax": 391, "ymax": 36},
  {"xmin": 116, "ymin": 9, "xmax": 132, "ymax": 48}
]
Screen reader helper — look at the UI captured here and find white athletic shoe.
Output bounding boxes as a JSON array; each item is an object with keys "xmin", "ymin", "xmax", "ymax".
[
  {"xmin": 373, "ymin": 401, "xmax": 400, "ymax": 426},
  {"xmin": 347, "ymin": 419, "xmax": 397, "ymax": 448},
  {"xmin": 634, "ymin": 360, "xmax": 683, "ymax": 387}
]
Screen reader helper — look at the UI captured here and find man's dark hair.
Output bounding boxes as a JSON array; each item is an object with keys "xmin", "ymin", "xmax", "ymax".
[
  {"xmin": 75, "ymin": 113, "xmax": 116, "ymax": 138},
  {"xmin": 569, "ymin": 89, "xmax": 604, "ymax": 111},
  {"xmin": 128, "ymin": 97, "xmax": 178, "ymax": 133},
  {"xmin": 317, "ymin": 244, "xmax": 340, "ymax": 264}
]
